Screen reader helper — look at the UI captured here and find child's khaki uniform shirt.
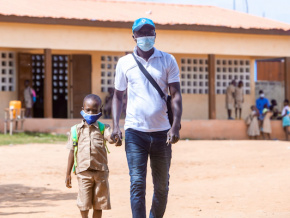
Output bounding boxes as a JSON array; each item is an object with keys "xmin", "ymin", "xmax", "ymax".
[{"xmin": 67, "ymin": 120, "xmax": 112, "ymax": 211}]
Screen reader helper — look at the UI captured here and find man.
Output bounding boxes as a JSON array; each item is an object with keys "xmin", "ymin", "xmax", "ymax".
[
  {"xmin": 111, "ymin": 18, "xmax": 182, "ymax": 218},
  {"xmin": 225, "ymin": 80, "xmax": 236, "ymax": 120},
  {"xmin": 256, "ymin": 90, "xmax": 270, "ymax": 120}
]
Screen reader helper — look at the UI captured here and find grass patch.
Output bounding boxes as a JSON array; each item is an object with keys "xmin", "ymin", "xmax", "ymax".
[{"xmin": 0, "ymin": 132, "xmax": 67, "ymax": 145}]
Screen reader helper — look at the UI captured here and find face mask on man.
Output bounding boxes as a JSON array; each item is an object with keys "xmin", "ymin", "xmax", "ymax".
[
  {"xmin": 80, "ymin": 110, "xmax": 102, "ymax": 125},
  {"xmin": 260, "ymin": 94, "xmax": 265, "ymax": 98},
  {"xmin": 136, "ymin": 36, "xmax": 155, "ymax": 52}
]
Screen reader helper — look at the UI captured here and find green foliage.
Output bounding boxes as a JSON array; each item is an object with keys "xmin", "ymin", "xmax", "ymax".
[{"xmin": 0, "ymin": 132, "xmax": 67, "ymax": 145}]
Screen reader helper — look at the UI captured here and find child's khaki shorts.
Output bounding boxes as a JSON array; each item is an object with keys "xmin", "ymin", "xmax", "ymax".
[{"xmin": 77, "ymin": 170, "xmax": 111, "ymax": 211}]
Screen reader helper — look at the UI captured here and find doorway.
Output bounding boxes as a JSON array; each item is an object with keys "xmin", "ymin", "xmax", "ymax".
[
  {"xmin": 25, "ymin": 54, "xmax": 69, "ymax": 118},
  {"xmin": 18, "ymin": 53, "xmax": 91, "ymax": 118}
]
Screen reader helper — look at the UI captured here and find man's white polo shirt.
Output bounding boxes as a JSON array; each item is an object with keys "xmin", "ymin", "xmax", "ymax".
[{"xmin": 115, "ymin": 47, "xmax": 180, "ymax": 132}]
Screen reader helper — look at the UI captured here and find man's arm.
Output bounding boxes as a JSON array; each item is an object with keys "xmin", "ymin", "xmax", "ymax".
[
  {"xmin": 168, "ymin": 82, "xmax": 182, "ymax": 144},
  {"xmin": 111, "ymin": 89, "xmax": 125, "ymax": 146}
]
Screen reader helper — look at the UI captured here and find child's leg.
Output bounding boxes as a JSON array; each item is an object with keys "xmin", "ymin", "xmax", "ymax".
[
  {"xmin": 261, "ymin": 132, "xmax": 265, "ymax": 140},
  {"xmin": 93, "ymin": 210, "xmax": 102, "ymax": 218},
  {"xmin": 80, "ymin": 210, "xmax": 89, "ymax": 218},
  {"xmin": 235, "ymin": 108, "xmax": 237, "ymax": 119},
  {"xmin": 228, "ymin": 109, "xmax": 231, "ymax": 119},
  {"xmin": 267, "ymin": 133, "xmax": 271, "ymax": 140},
  {"xmin": 284, "ymin": 126, "xmax": 289, "ymax": 141},
  {"xmin": 239, "ymin": 108, "xmax": 242, "ymax": 119}
]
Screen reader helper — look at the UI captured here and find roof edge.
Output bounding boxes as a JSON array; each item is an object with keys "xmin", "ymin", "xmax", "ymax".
[{"xmin": 0, "ymin": 15, "xmax": 290, "ymax": 36}]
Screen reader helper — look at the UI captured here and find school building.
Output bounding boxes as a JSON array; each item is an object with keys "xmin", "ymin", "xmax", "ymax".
[{"xmin": 0, "ymin": 0, "xmax": 290, "ymax": 138}]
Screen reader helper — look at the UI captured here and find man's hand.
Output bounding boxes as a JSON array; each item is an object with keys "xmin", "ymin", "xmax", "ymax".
[
  {"xmin": 167, "ymin": 125, "xmax": 180, "ymax": 144},
  {"xmin": 65, "ymin": 174, "xmax": 72, "ymax": 188},
  {"xmin": 111, "ymin": 127, "xmax": 122, "ymax": 146}
]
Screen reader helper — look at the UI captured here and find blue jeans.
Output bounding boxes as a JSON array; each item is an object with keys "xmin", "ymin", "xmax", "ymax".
[{"xmin": 125, "ymin": 128, "xmax": 172, "ymax": 218}]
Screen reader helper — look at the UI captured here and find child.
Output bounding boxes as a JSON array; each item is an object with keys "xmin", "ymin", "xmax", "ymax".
[
  {"xmin": 247, "ymin": 105, "xmax": 260, "ymax": 139},
  {"xmin": 65, "ymin": 94, "xmax": 114, "ymax": 218},
  {"xmin": 281, "ymin": 99, "xmax": 290, "ymax": 141},
  {"xmin": 261, "ymin": 104, "xmax": 272, "ymax": 140},
  {"xmin": 235, "ymin": 81, "xmax": 244, "ymax": 120}
]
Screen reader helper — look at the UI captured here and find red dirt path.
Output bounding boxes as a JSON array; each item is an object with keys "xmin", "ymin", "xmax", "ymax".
[{"xmin": 0, "ymin": 140, "xmax": 290, "ymax": 217}]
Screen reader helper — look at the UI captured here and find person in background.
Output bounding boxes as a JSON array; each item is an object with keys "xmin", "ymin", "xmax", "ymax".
[
  {"xmin": 226, "ymin": 80, "xmax": 236, "ymax": 120},
  {"xmin": 247, "ymin": 105, "xmax": 260, "ymax": 139},
  {"xmin": 269, "ymin": 99, "xmax": 279, "ymax": 120},
  {"xmin": 103, "ymin": 87, "xmax": 114, "ymax": 119},
  {"xmin": 235, "ymin": 81, "xmax": 244, "ymax": 120},
  {"xmin": 256, "ymin": 90, "xmax": 270, "ymax": 121},
  {"xmin": 261, "ymin": 104, "xmax": 272, "ymax": 140},
  {"xmin": 23, "ymin": 80, "xmax": 34, "ymax": 118},
  {"xmin": 281, "ymin": 99, "xmax": 290, "ymax": 141}
]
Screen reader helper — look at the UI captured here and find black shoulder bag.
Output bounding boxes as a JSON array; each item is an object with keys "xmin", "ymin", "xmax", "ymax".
[{"xmin": 132, "ymin": 53, "xmax": 180, "ymax": 129}]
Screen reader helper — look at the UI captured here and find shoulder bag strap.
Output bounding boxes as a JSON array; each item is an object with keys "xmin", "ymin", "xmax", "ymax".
[{"xmin": 132, "ymin": 53, "xmax": 166, "ymax": 101}]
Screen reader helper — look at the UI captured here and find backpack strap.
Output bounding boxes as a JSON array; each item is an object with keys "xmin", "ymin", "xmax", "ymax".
[
  {"xmin": 71, "ymin": 125, "xmax": 78, "ymax": 174},
  {"xmin": 98, "ymin": 121, "xmax": 105, "ymax": 134},
  {"xmin": 97, "ymin": 121, "xmax": 110, "ymax": 154}
]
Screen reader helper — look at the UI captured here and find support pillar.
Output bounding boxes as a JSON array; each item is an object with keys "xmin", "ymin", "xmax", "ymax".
[
  {"xmin": 208, "ymin": 54, "xmax": 216, "ymax": 119},
  {"xmin": 285, "ymin": 57, "xmax": 290, "ymax": 100},
  {"xmin": 44, "ymin": 49, "xmax": 52, "ymax": 118}
]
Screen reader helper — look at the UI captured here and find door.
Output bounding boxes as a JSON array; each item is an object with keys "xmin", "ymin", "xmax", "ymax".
[
  {"xmin": 52, "ymin": 55, "xmax": 69, "ymax": 118},
  {"xmin": 18, "ymin": 53, "xmax": 32, "ymax": 107},
  {"xmin": 70, "ymin": 55, "xmax": 92, "ymax": 118}
]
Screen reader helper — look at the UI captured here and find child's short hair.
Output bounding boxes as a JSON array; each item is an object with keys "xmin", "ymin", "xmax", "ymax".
[
  {"xmin": 83, "ymin": 94, "xmax": 102, "ymax": 106},
  {"xmin": 284, "ymin": 99, "xmax": 289, "ymax": 104}
]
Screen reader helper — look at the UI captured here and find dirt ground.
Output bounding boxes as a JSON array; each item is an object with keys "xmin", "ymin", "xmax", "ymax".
[{"xmin": 1, "ymin": 140, "xmax": 290, "ymax": 218}]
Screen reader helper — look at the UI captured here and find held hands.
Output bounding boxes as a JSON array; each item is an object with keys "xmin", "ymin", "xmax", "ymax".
[
  {"xmin": 167, "ymin": 125, "xmax": 180, "ymax": 144},
  {"xmin": 111, "ymin": 127, "xmax": 122, "ymax": 146},
  {"xmin": 65, "ymin": 174, "xmax": 72, "ymax": 188}
]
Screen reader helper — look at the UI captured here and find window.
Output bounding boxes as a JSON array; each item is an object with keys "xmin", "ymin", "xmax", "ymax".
[
  {"xmin": 0, "ymin": 51, "xmax": 15, "ymax": 91},
  {"xmin": 180, "ymin": 58, "xmax": 208, "ymax": 94},
  {"xmin": 215, "ymin": 58, "xmax": 251, "ymax": 94},
  {"xmin": 100, "ymin": 55, "xmax": 121, "ymax": 92}
]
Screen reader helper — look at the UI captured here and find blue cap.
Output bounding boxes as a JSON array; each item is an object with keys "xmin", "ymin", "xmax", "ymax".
[{"xmin": 132, "ymin": 18, "xmax": 155, "ymax": 33}]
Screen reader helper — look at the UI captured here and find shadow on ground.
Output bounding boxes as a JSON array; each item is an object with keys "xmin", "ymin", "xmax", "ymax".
[{"xmin": 0, "ymin": 184, "xmax": 76, "ymax": 216}]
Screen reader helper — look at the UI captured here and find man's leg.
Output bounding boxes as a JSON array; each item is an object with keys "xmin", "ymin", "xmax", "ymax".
[
  {"xmin": 125, "ymin": 129, "xmax": 149, "ymax": 218},
  {"xmin": 149, "ymin": 131, "xmax": 172, "ymax": 218}
]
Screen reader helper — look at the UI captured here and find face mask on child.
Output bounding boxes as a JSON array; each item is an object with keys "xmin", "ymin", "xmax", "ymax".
[{"xmin": 80, "ymin": 110, "xmax": 102, "ymax": 125}]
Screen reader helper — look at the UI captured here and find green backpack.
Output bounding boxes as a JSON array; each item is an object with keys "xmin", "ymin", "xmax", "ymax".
[{"xmin": 71, "ymin": 121, "xmax": 110, "ymax": 174}]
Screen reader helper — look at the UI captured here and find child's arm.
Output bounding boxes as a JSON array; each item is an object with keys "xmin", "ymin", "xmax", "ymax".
[
  {"xmin": 104, "ymin": 124, "xmax": 115, "ymax": 144},
  {"xmin": 65, "ymin": 150, "xmax": 74, "ymax": 188}
]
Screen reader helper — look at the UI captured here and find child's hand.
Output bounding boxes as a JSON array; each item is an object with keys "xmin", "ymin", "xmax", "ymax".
[{"xmin": 65, "ymin": 175, "xmax": 72, "ymax": 188}]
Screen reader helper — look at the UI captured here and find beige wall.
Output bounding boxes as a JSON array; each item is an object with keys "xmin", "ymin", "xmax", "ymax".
[
  {"xmin": 0, "ymin": 47, "xmax": 257, "ymax": 120},
  {"xmin": 0, "ymin": 22, "xmax": 290, "ymax": 57},
  {"xmin": 1, "ymin": 21, "xmax": 286, "ymax": 120},
  {"xmin": 0, "ymin": 48, "xmax": 125, "ymax": 118}
]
